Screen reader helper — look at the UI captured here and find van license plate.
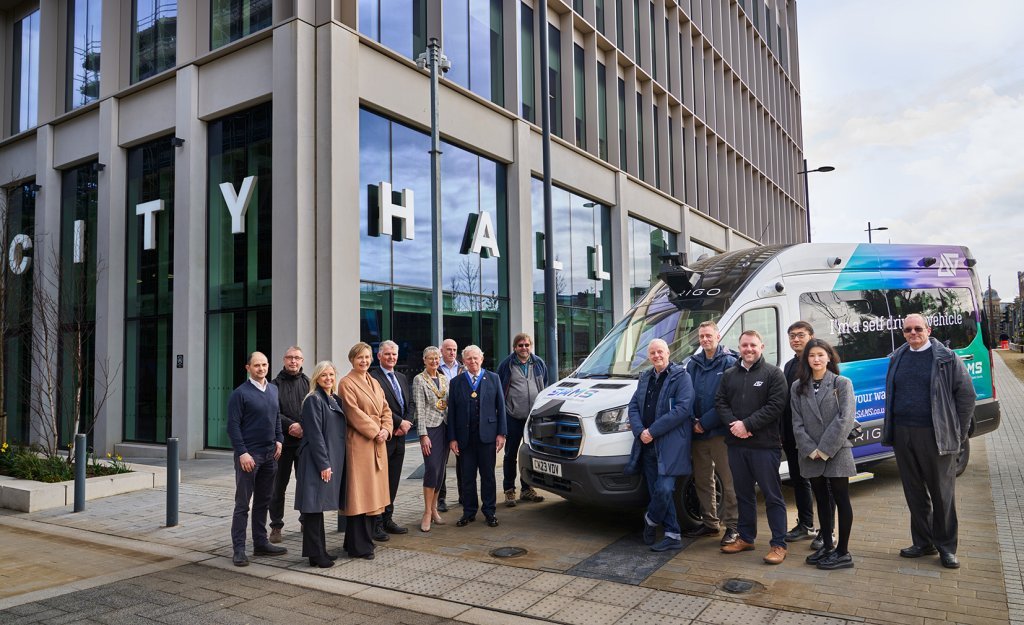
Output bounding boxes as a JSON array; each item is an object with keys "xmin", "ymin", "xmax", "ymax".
[{"xmin": 532, "ymin": 458, "xmax": 562, "ymax": 478}]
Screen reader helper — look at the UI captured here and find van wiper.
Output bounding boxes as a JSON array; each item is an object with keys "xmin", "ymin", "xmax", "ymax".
[{"xmin": 578, "ymin": 372, "xmax": 637, "ymax": 379}]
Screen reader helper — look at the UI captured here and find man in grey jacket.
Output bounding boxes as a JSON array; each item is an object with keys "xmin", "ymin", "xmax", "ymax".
[
  {"xmin": 497, "ymin": 333, "xmax": 548, "ymax": 506},
  {"xmin": 882, "ymin": 314, "xmax": 975, "ymax": 569}
]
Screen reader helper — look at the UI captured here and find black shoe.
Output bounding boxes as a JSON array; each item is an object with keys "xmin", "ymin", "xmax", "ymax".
[
  {"xmin": 309, "ymin": 557, "xmax": 335, "ymax": 568},
  {"xmin": 253, "ymin": 543, "xmax": 287, "ymax": 556},
  {"xmin": 899, "ymin": 544, "xmax": 938, "ymax": 558},
  {"xmin": 650, "ymin": 537, "xmax": 682, "ymax": 552},
  {"xmin": 328, "ymin": 553, "xmax": 338, "ymax": 561},
  {"xmin": 372, "ymin": 526, "xmax": 390, "ymax": 542},
  {"xmin": 810, "ymin": 532, "xmax": 836, "ymax": 551},
  {"xmin": 817, "ymin": 551, "xmax": 854, "ymax": 570},
  {"xmin": 362, "ymin": 553, "xmax": 375, "ymax": 560},
  {"xmin": 383, "ymin": 519, "xmax": 408, "ymax": 535},
  {"xmin": 456, "ymin": 516, "xmax": 476, "ymax": 527},
  {"xmin": 720, "ymin": 528, "xmax": 740, "ymax": 546},
  {"xmin": 805, "ymin": 546, "xmax": 835, "ymax": 565},
  {"xmin": 437, "ymin": 500, "xmax": 449, "ymax": 513},
  {"xmin": 642, "ymin": 523, "xmax": 657, "ymax": 546},
  {"xmin": 232, "ymin": 551, "xmax": 249, "ymax": 567},
  {"xmin": 486, "ymin": 516, "xmax": 499, "ymax": 527},
  {"xmin": 784, "ymin": 523, "xmax": 814, "ymax": 542},
  {"xmin": 939, "ymin": 551, "xmax": 960, "ymax": 569},
  {"xmin": 683, "ymin": 525, "xmax": 720, "ymax": 538}
]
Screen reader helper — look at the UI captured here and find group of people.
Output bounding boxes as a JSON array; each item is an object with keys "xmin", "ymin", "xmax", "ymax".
[
  {"xmin": 631, "ymin": 313, "xmax": 975, "ymax": 571},
  {"xmin": 225, "ymin": 335, "xmax": 549, "ymax": 568}
]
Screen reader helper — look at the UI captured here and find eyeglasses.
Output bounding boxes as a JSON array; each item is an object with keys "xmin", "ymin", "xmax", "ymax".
[
  {"xmin": 902, "ymin": 326, "xmax": 927, "ymax": 334},
  {"xmin": 285, "ymin": 355, "xmax": 304, "ymax": 360},
  {"xmin": 516, "ymin": 343, "xmax": 531, "ymax": 348},
  {"xmin": 788, "ymin": 332, "xmax": 810, "ymax": 339}
]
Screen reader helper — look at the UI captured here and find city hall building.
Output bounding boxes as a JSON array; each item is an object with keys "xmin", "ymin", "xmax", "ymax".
[{"xmin": 0, "ymin": 0, "xmax": 805, "ymax": 457}]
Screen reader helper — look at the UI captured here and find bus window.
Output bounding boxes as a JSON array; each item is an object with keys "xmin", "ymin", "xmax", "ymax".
[
  {"xmin": 799, "ymin": 290, "xmax": 894, "ymax": 362},
  {"xmin": 888, "ymin": 288, "xmax": 978, "ymax": 349},
  {"xmin": 721, "ymin": 307, "xmax": 780, "ymax": 365}
]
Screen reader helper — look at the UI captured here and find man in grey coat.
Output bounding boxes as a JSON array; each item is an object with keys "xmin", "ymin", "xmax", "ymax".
[{"xmin": 882, "ymin": 313, "xmax": 976, "ymax": 569}]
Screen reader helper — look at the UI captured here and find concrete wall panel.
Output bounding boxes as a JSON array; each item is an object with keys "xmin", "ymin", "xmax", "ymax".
[
  {"xmin": 118, "ymin": 79, "xmax": 177, "ymax": 147},
  {"xmin": 198, "ymin": 39, "xmax": 274, "ymax": 119}
]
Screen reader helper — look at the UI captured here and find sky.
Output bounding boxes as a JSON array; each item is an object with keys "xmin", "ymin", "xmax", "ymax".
[{"xmin": 797, "ymin": 0, "xmax": 1024, "ymax": 301}]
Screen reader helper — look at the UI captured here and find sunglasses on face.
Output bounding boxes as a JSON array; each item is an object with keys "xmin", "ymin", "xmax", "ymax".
[{"xmin": 902, "ymin": 326, "xmax": 927, "ymax": 334}]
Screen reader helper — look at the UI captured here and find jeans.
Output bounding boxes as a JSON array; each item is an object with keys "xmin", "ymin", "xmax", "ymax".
[
  {"xmin": 232, "ymin": 448, "xmax": 277, "ymax": 552},
  {"xmin": 269, "ymin": 444, "xmax": 298, "ymax": 529},
  {"xmin": 640, "ymin": 444, "xmax": 681, "ymax": 539},
  {"xmin": 503, "ymin": 417, "xmax": 530, "ymax": 492}
]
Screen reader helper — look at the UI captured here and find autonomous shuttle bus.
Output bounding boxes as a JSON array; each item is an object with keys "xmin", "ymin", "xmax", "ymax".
[{"xmin": 519, "ymin": 243, "xmax": 1000, "ymax": 522}]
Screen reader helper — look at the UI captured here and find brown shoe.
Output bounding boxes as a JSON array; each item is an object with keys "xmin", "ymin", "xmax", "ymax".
[
  {"xmin": 720, "ymin": 538, "xmax": 755, "ymax": 554},
  {"xmin": 763, "ymin": 546, "xmax": 787, "ymax": 565},
  {"xmin": 269, "ymin": 527, "xmax": 283, "ymax": 544},
  {"xmin": 519, "ymin": 487, "xmax": 545, "ymax": 503},
  {"xmin": 504, "ymin": 489, "xmax": 517, "ymax": 507}
]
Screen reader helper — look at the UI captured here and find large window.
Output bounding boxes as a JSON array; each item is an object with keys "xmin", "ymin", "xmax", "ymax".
[
  {"xmin": 3, "ymin": 185, "xmax": 35, "ymax": 444},
  {"xmin": 58, "ymin": 164, "xmax": 99, "ymax": 446},
  {"xmin": 597, "ymin": 61, "xmax": 608, "ymax": 161},
  {"xmin": 132, "ymin": 0, "xmax": 177, "ymax": 83},
  {"xmin": 211, "ymin": 0, "xmax": 271, "ymax": 49},
  {"xmin": 206, "ymin": 103, "xmax": 272, "ymax": 448},
  {"xmin": 11, "ymin": 10, "xmax": 40, "ymax": 134},
  {"xmin": 548, "ymin": 23, "xmax": 562, "ymax": 137},
  {"xmin": 721, "ymin": 307, "xmax": 780, "ymax": 366},
  {"xmin": 124, "ymin": 137, "xmax": 174, "ymax": 443},
  {"xmin": 636, "ymin": 91, "xmax": 645, "ymax": 180},
  {"xmin": 444, "ymin": 0, "xmax": 504, "ymax": 106},
  {"xmin": 67, "ymin": 0, "xmax": 102, "ymax": 110},
  {"xmin": 359, "ymin": 109, "xmax": 509, "ymax": 373},
  {"xmin": 628, "ymin": 217, "xmax": 676, "ymax": 304},
  {"xmin": 520, "ymin": 2, "xmax": 535, "ymax": 122},
  {"xmin": 573, "ymin": 44, "xmax": 586, "ymax": 150},
  {"xmin": 618, "ymin": 77, "xmax": 626, "ymax": 168},
  {"xmin": 357, "ymin": 0, "xmax": 427, "ymax": 60},
  {"xmin": 531, "ymin": 180, "xmax": 613, "ymax": 378}
]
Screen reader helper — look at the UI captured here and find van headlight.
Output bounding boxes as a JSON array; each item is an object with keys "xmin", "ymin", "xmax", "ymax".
[{"xmin": 595, "ymin": 406, "xmax": 631, "ymax": 434}]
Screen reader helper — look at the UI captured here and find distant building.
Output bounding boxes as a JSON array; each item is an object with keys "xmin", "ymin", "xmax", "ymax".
[{"xmin": 0, "ymin": 1, "xmax": 806, "ymax": 456}]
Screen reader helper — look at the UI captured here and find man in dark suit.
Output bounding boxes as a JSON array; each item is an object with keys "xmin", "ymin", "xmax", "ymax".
[
  {"xmin": 447, "ymin": 344, "xmax": 507, "ymax": 527},
  {"xmin": 370, "ymin": 340, "xmax": 413, "ymax": 538}
]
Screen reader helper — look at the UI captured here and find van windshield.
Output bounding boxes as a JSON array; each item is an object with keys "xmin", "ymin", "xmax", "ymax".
[{"xmin": 573, "ymin": 244, "xmax": 787, "ymax": 378}]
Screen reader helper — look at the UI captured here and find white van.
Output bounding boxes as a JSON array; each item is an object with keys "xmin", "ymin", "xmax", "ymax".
[{"xmin": 519, "ymin": 243, "xmax": 1000, "ymax": 523}]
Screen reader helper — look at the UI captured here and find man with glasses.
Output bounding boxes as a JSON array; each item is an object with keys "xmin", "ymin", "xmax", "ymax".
[
  {"xmin": 370, "ymin": 340, "xmax": 414, "ymax": 537},
  {"xmin": 268, "ymin": 346, "xmax": 310, "ymax": 543},
  {"xmin": 883, "ymin": 314, "xmax": 975, "ymax": 569},
  {"xmin": 497, "ymin": 333, "xmax": 549, "ymax": 507},
  {"xmin": 437, "ymin": 338, "xmax": 465, "ymax": 512}
]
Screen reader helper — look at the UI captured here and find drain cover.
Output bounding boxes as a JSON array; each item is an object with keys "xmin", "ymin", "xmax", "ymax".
[
  {"xmin": 490, "ymin": 546, "xmax": 528, "ymax": 558},
  {"xmin": 719, "ymin": 578, "xmax": 761, "ymax": 594}
]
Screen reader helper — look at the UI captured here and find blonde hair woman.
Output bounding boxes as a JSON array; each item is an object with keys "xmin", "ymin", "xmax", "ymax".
[{"xmin": 411, "ymin": 346, "xmax": 450, "ymax": 532}]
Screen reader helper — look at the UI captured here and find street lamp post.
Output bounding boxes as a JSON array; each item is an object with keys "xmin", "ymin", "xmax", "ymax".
[
  {"xmin": 796, "ymin": 159, "xmax": 835, "ymax": 243},
  {"xmin": 417, "ymin": 38, "xmax": 451, "ymax": 347},
  {"xmin": 539, "ymin": 15, "xmax": 559, "ymax": 380},
  {"xmin": 865, "ymin": 222, "xmax": 888, "ymax": 243}
]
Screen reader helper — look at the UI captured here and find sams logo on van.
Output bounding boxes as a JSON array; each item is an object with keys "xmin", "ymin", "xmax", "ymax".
[{"xmin": 546, "ymin": 388, "xmax": 599, "ymax": 400}]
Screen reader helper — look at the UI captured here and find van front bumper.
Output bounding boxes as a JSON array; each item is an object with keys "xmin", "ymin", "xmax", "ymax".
[{"xmin": 519, "ymin": 446, "xmax": 647, "ymax": 508}]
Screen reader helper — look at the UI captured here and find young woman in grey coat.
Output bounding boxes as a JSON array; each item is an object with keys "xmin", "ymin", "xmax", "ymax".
[
  {"xmin": 295, "ymin": 361, "xmax": 346, "ymax": 568},
  {"xmin": 791, "ymin": 339, "xmax": 857, "ymax": 571}
]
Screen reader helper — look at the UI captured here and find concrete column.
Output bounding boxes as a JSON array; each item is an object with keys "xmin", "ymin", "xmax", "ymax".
[
  {"xmin": 91, "ymin": 98, "xmax": 127, "ymax": 455},
  {"xmin": 315, "ymin": 24, "xmax": 361, "ymax": 371},
  {"xmin": 99, "ymin": 0, "xmax": 125, "ymax": 97},
  {"xmin": 171, "ymin": 65, "xmax": 207, "ymax": 458},
  {"xmin": 37, "ymin": 0, "xmax": 60, "ymax": 125},
  {"xmin": 609, "ymin": 171, "xmax": 631, "ymax": 319},
  {"xmin": 177, "ymin": 0, "xmax": 200, "ymax": 64},
  {"xmin": 507, "ymin": 120, "xmax": 534, "ymax": 338},
  {"xmin": 271, "ymin": 20, "xmax": 317, "ymax": 362}
]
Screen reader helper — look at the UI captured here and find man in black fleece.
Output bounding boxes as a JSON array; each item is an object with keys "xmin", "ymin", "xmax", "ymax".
[
  {"xmin": 269, "ymin": 346, "xmax": 311, "ymax": 543},
  {"xmin": 227, "ymin": 352, "xmax": 287, "ymax": 566},
  {"xmin": 715, "ymin": 330, "xmax": 790, "ymax": 564}
]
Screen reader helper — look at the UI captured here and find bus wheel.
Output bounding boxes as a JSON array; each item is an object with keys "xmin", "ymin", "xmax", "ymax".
[
  {"xmin": 675, "ymin": 473, "xmax": 723, "ymax": 531},
  {"xmin": 955, "ymin": 438, "xmax": 970, "ymax": 477}
]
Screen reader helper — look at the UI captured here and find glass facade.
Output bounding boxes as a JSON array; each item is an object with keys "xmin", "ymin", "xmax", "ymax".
[
  {"xmin": 58, "ymin": 164, "xmax": 99, "ymax": 446},
  {"xmin": 12, "ymin": 10, "xmax": 40, "ymax": 134},
  {"xmin": 3, "ymin": 185, "xmax": 35, "ymax": 444},
  {"xmin": 628, "ymin": 217, "xmax": 676, "ymax": 303},
  {"xmin": 206, "ymin": 103, "xmax": 272, "ymax": 448},
  {"xmin": 573, "ymin": 44, "xmax": 586, "ymax": 150},
  {"xmin": 531, "ymin": 179, "xmax": 612, "ymax": 379},
  {"xmin": 519, "ymin": 3, "xmax": 535, "ymax": 123},
  {"xmin": 211, "ymin": 0, "xmax": 271, "ymax": 50},
  {"xmin": 132, "ymin": 0, "xmax": 177, "ymax": 83},
  {"xmin": 636, "ymin": 91, "xmax": 644, "ymax": 180},
  {"xmin": 548, "ymin": 23, "xmax": 562, "ymax": 137},
  {"xmin": 444, "ymin": 0, "xmax": 504, "ymax": 105},
  {"xmin": 359, "ymin": 109, "xmax": 509, "ymax": 373},
  {"xmin": 124, "ymin": 137, "xmax": 174, "ymax": 443},
  {"xmin": 357, "ymin": 0, "xmax": 427, "ymax": 61},
  {"xmin": 67, "ymin": 0, "xmax": 102, "ymax": 110},
  {"xmin": 597, "ymin": 61, "xmax": 608, "ymax": 161}
]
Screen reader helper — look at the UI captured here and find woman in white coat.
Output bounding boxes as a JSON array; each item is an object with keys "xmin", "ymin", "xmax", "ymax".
[{"xmin": 790, "ymin": 338, "xmax": 857, "ymax": 570}]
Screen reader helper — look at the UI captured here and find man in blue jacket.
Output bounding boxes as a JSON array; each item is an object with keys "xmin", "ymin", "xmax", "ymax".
[
  {"xmin": 628, "ymin": 338, "xmax": 695, "ymax": 552},
  {"xmin": 684, "ymin": 321, "xmax": 739, "ymax": 546}
]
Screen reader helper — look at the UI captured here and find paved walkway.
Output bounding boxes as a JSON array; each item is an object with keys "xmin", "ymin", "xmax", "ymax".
[{"xmin": 3, "ymin": 357, "xmax": 1024, "ymax": 624}]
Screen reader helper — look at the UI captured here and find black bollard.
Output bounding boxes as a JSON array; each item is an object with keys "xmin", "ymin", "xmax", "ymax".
[
  {"xmin": 166, "ymin": 437, "xmax": 179, "ymax": 527},
  {"xmin": 73, "ymin": 433, "xmax": 87, "ymax": 512}
]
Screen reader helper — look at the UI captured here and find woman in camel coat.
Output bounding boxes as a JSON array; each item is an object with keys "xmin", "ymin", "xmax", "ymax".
[{"xmin": 337, "ymin": 342, "xmax": 393, "ymax": 559}]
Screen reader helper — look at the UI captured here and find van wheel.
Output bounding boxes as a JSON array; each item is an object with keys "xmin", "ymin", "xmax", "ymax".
[
  {"xmin": 955, "ymin": 438, "xmax": 970, "ymax": 477},
  {"xmin": 675, "ymin": 473, "xmax": 723, "ymax": 531}
]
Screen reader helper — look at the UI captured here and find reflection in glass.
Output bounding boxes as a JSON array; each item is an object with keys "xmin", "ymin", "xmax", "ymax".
[
  {"xmin": 125, "ymin": 137, "xmax": 175, "ymax": 443},
  {"xmin": 12, "ymin": 10, "xmax": 40, "ymax": 133},
  {"xmin": 445, "ymin": 0, "xmax": 504, "ymax": 105},
  {"xmin": 653, "ymin": 104, "xmax": 661, "ymax": 188},
  {"xmin": 574, "ymin": 44, "xmax": 586, "ymax": 150},
  {"xmin": 598, "ymin": 61, "xmax": 608, "ymax": 161},
  {"xmin": 520, "ymin": 3, "xmax": 535, "ymax": 122},
  {"xmin": 628, "ymin": 217, "xmax": 676, "ymax": 303},
  {"xmin": 548, "ymin": 24, "xmax": 562, "ymax": 137},
  {"xmin": 67, "ymin": 0, "xmax": 102, "ymax": 110},
  {"xmin": 205, "ymin": 309, "xmax": 272, "ymax": 449},
  {"xmin": 211, "ymin": 0, "xmax": 271, "ymax": 49},
  {"xmin": 4, "ymin": 186, "xmax": 35, "ymax": 444},
  {"xmin": 618, "ymin": 78, "xmax": 627, "ymax": 169},
  {"xmin": 132, "ymin": 0, "xmax": 177, "ymax": 83},
  {"xmin": 636, "ymin": 91, "xmax": 645, "ymax": 180},
  {"xmin": 359, "ymin": 0, "xmax": 427, "ymax": 60}
]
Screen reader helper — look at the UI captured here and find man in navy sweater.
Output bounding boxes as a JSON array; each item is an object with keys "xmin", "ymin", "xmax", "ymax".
[{"xmin": 227, "ymin": 352, "xmax": 287, "ymax": 566}]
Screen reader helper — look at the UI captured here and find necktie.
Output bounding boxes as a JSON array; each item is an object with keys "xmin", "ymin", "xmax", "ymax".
[{"xmin": 387, "ymin": 372, "xmax": 404, "ymax": 412}]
